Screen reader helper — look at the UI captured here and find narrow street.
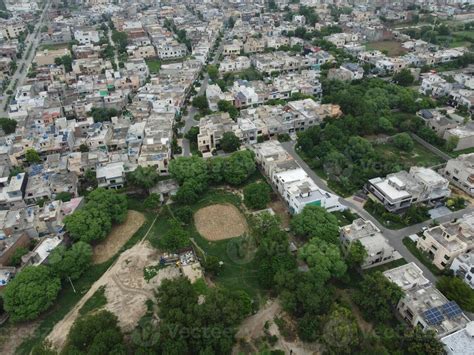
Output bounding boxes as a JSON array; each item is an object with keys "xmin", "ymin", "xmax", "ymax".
[
  {"xmin": 0, "ymin": 0, "xmax": 52, "ymax": 117},
  {"xmin": 182, "ymin": 35, "xmax": 224, "ymax": 156}
]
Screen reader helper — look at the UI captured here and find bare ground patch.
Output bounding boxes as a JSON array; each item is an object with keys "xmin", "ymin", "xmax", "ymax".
[
  {"xmin": 194, "ymin": 204, "xmax": 248, "ymax": 241},
  {"xmin": 0, "ymin": 320, "xmax": 40, "ymax": 355},
  {"xmin": 268, "ymin": 199, "xmax": 291, "ymax": 228},
  {"xmin": 92, "ymin": 210, "xmax": 145, "ymax": 264},
  {"xmin": 47, "ymin": 241, "xmax": 179, "ymax": 351}
]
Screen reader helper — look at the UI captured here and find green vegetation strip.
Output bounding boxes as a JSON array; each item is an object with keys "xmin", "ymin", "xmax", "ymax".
[{"xmin": 402, "ymin": 238, "xmax": 444, "ymax": 276}]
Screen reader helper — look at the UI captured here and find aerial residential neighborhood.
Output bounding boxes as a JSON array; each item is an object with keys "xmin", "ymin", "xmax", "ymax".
[{"xmin": 0, "ymin": 0, "xmax": 473, "ymax": 354}]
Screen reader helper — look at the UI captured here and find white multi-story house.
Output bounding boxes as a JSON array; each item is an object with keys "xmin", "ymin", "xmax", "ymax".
[
  {"xmin": 340, "ymin": 218, "xmax": 398, "ymax": 269},
  {"xmin": 366, "ymin": 167, "xmax": 451, "ymax": 212},
  {"xmin": 450, "ymin": 252, "xmax": 474, "ymax": 289},
  {"xmin": 417, "ymin": 212, "xmax": 474, "ymax": 269},
  {"xmin": 96, "ymin": 162, "xmax": 125, "ymax": 189},
  {"xmin": 443, "ymin": 153, "xmax": 474, "ymax": 196}
]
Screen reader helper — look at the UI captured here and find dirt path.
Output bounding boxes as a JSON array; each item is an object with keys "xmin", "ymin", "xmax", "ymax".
[
  {"xmin": 46, "ymin": 215, "xmax": 159, "ymax": 351},
  {"xmin": 235, "ymin": 300, "xmax": 320, "ymax": 355},
  {"xmin": 93, "ymin": 210, "xmax": 145, "ymax": 264}
]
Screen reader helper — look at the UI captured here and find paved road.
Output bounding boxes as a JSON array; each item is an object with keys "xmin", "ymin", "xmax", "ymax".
[
  {"xmin": 182, "ymin": 34, "xmax": 224, "ymax": 156},
  {"xmin": 0, "ymin": 0, "xmax": 51, "ymax": 117},
  {"xmin": 281, "ymin": 140, "xmax": 474, "ymax": 283}
]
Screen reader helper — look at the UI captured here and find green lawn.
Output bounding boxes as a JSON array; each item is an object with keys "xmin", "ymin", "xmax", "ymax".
[
  {"xmin": 373, "ymin": 140, "xmax": 444, "ymax": 169},
  {"xmin": 152, "ymin": 189, "xmax": 266, "ymax": 301},
  {"xmin": 365, "ymin": 41, "xmax": 408, "ymax": 57},
  {"xmin": 402, "ymin": 238, "xmax": 444, "ymax": 276},
  {"xmin": 38, "ymin": 43, "xmax": 69, "ymax": 51},
  {"xmin": 332, "ymin": 210, "xmax": 360, "ymax": 227},
  {"xmin": 364, "ymin": 258, "xmax": 407, "ymax": 274},
  {"xmin": 145, "ymin": 58, "xmax": 161, "ymax": 74}
]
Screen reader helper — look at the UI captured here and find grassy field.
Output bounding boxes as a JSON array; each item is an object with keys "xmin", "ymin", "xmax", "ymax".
[
  {"xmin": 374, "ymin": 140, "xmax": 444, "ymax": 169},
  {"xmin": 153, "ymin": 189, "xmax": 265, "ymax": 301},
  {"xmin": 365, "ymin": 41, "xmax": 407, "ymax": 57},
  {"xmin": 38, "ymin": 43, "xmax": 69, "ymax": 51},
  {"xmin": 145, "ymin": 58, "xmax": 161, "ymax": 74}
]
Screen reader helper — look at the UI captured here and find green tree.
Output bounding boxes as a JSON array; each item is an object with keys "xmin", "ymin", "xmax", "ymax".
[
  {"xmin": 220, "ymin": 131, "xmax": 241, "ymax": 153},
  {"xmin": 217, "ymin": 100, "xmax": 239, "ymax": 119},
  {"xmin": 65, "ymin": 310, "xmax": 126, "ymax": 354},
  {"xmin": 144, "ymin": 193, "xmax": 161, "ymax": 210},
  {"xmin": 322, "ymin": 305, "xmax": 361, "ymax": 354},
  {"xmin": 243, "ymin": 182, "xmax": 271, "ymax": 210},
  {"xmin": 49, "ymin": 242, "xmax": 93, "ymax": 280},
  {"xmin": 401, "ymin": 326, "xmax": 445, "ymax": 355},
  {"xmin": 174, "ymin": 206, "xmax": 193, "ymax": 225},
  {"xmin": 192, "ymin": 95, "xmax": 209, "ymax": 111},
  {"xmin": 393, "ymin": 69, "xmax": 415, "ymax": 86},
  {"xmin": 173, "ymin": 179, "xmax": 202, "ymax": 204},
  {"xmin": 9, "ymin": 247, "xmax": 29, "ymax": 267},
  {"xmin": 111, "ymin": 30, "xmax": 128, "ymax": 53},
  {"xmin": 207, "ymin": 64, "xmax": 219, "ymax": 81},
  {"xmin": 346, "ymin": 240, "xmax": 368, "ymax": 269},
  {"xmin": 291, "ymin": 206, "xmax": 340, "ymax": 244},
  {"xmin": 436, "ymin": 276, "xmax": 474, "ymax": 312},
  {"xmin": 55, "ymin": 191, "xmax": 72, "ymax": 202},
  {"xmin": 299, "ymin": 238, "xmax": 347, "ymax": 282},
  {"xmin": 3, "ymin": 266, "xmax": 61, "ymax": 322},
  {"xmin": 392, "ymin": 133, "xmax": 414, "ymax": 152},
  {"xmin": 25, "ymin": 148, "xmax": 41, "ymax": 164},
  {"xmin": 184, "ymin": 126, "xmax": 199, "ymax": 143},
  {"xmin": 203, "ymin": 255, "xmax": 222, "ymax": 276},
  {"xmin": 0, "ymin": 117, "xmax": 17, "ymax": 134},
  {"xmin": 223, "ymin": 150, "xmax": 256, "ymax": 185},
  {"xmin": 152, "ymin": 219, "xmax": 189, "ymax": 252},
  {"xmin": 54, "ymin": 55, "xmax": 72, "ymax": 72},
  {"xmin": 354, "ymin": 272, "xmax": 404, "ymax": 323},
  {"xmin": 64, "ymin": 207, "xmax": 112, "ymax": 244},
  {"xmin": 169, "ymin": 156, "xmax": 208, "ymax": 185},
  {"xmin": 127, "ymin": 166, "xmax": 159, "ymax": 190},
  {"xmin": 86, "ymin": 188, "xmax": 128, "ymax": 224}
]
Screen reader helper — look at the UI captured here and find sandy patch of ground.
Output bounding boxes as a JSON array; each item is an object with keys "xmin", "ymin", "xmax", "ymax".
[
  {"xmin": 93, "ymin": 210, "xmax": 145, "ymax": 264},
  {"xmin": 47, "ymin": 235, "xmax": 179, "ymax": 351},
  {"xmin": 194, "ymin": 204, "xmax": 248, "ymax": 241},
  {"xmin": 0, "ymin": 320, "xmax": 40, "ymax": 355},
  {"xmin": 234, "ymin": 299, "xmax": 320, "ymax": 355}
]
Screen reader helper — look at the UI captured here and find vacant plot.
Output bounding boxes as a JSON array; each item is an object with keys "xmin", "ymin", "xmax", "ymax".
[
  {"xmin": 374, "ymin": 141, "xmax": 444, "ymax": 169},
  {"xmin": 92, "ymin": 210, "xmax": 145, "ymax": 264},
  {"xmin": 194, "ymin": 204, "xmax": 248, "ymax": 241},
  {"xmin": 366, "ymin": 40, "xmax": 407, "ymax": 57},
  {"xmin": 47, "ymin": 241, "xmax": 179, "ymax": 351}
]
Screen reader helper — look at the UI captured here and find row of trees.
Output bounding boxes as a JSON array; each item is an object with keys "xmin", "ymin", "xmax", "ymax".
[{"xmin": 169, "ymin": 150, "xmax": 256, "ymax": 205}]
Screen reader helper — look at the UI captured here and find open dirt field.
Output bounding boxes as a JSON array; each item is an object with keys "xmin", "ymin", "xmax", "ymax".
[
  {"xmin": 194, "ymin": 204, "xmax": 248, "ymax": 241},
  {"xmin": 92, "ymin": 210, "xmax": 145, "ymax": 264},
  {"xmin": 47, "ymin": 240, "xmax": 179, "ymax": 351},
  {"xmin": 0, "ymin": 320, "xmax": 40, "ymax": 355}
]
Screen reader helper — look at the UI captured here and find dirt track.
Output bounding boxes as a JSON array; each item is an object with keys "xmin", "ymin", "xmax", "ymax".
[{"xmin": 93, "ymin": 210, "xmax": 145, "ymax": 264}]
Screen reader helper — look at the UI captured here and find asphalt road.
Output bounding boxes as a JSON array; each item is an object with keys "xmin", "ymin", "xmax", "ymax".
[
  {"xmin": 281, "ymin": 140, "xmax": 474, "ymax": 283},
  {"xmin": 0, "ymin": 1, "xmax": 51, "ymax": 117},
  {"xmin": 182, "ymin": 36, "xmax": 224, "ymax": 156}
]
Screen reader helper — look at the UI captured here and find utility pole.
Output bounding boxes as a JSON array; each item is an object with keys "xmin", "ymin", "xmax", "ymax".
[{"xmin": 68, "ymin": 276, "xmax": 77, "ymax": 294}]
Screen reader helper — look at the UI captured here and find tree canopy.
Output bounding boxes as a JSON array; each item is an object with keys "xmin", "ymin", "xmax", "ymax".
[
  {"xmin": 64, "ymin": 310, "xmax": 126, "ymax": 354},
  {"xmin": 49, "ymin": 242, "xmax": 93, "ymax": 280},
  {"xmin": 291, "ymin": 206, "xmax": 340, "ymax": 244},
  {"xmin": 437, "ymin": 276, "xmax": 474, "ymax": 312},
  {"xmin": 3, "ymin": 266, "xmax": 61, "ymax": 322},
  {"xmin": 243, "ymin": 182, "xmax": 271, "ymax": 210},
  {"xmin": 0, "ymin": 117, "xmax": 17, "ymax": 134},
  {"xmin": 220, "ymin": 131, "xmax": 241, "ymax": 153},
  {"xmin": 127, "ymin": 166, "xmax": 160, "ymax": 190}
]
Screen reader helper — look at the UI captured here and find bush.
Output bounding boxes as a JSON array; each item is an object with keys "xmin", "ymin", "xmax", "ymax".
[{"xmin": 174, "ymin": 206, "xmax": 193, "ymax": 225}]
